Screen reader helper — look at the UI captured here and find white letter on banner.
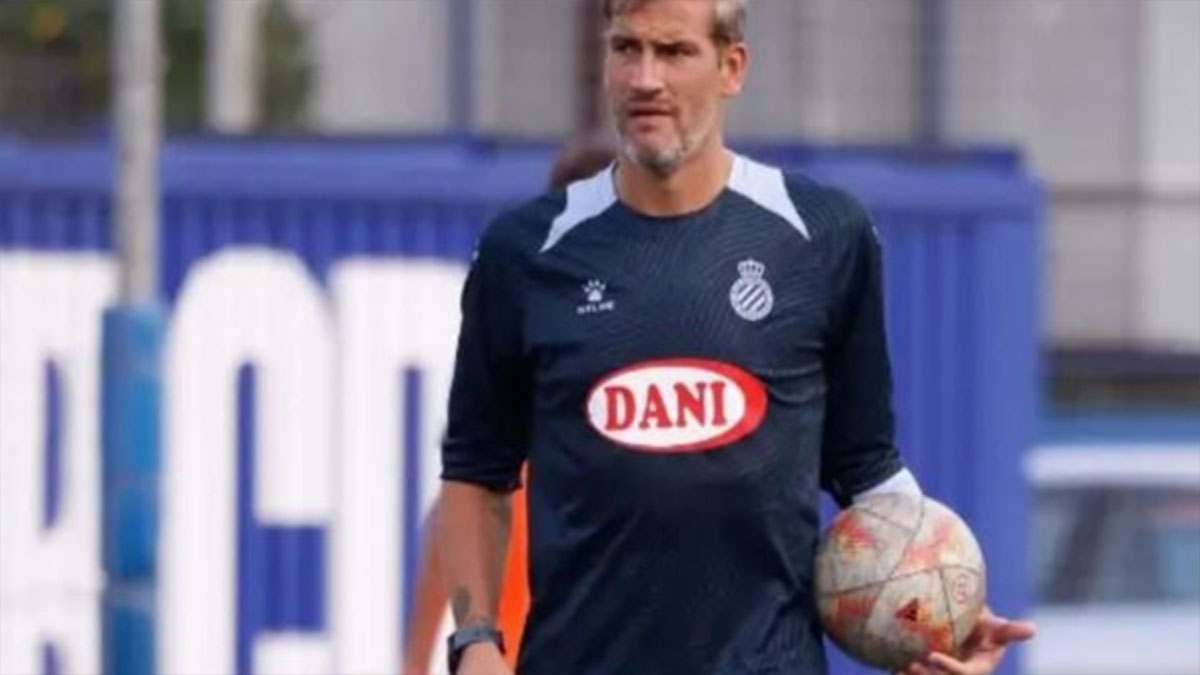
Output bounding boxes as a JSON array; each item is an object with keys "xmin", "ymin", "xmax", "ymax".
[
  {"xmin": 0, "ymin": 253, "xmax": 114, "ymax": 675},
  {"xmin": 160, "ymin": 249, "xmax": 334, "ymax": 675},
  {"xmin": 328, "ymin": 259, "xmax": 465, "ymax": 674}
]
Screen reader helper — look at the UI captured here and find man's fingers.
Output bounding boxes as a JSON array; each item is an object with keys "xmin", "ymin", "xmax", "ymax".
[
  {"xmin": 899, "ymin": 662, "xmax": 938, "ymax": 675},
  {"xmin": 995, "ymin": 619, "xmax": 1037, "ymax": 644},
  {"xmin": 975, "ymin": 608, "xmax": 1037, "ymax": 644},
  {"xmin": 976, "ymin": 616, "xmax": 1037, "ymax": 647},
  {"xmin": 927, "ymin": 652, "xmax": 971, "ymax": 675}
]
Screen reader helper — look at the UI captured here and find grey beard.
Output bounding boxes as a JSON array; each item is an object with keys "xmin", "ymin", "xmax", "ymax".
[
  {"xmin": 614, "ymin": 112, "xmax": 714, "ymax": 178},
  {"xmin": 628, "ymin": 141, "xmax": 685, "ymax": 177}
]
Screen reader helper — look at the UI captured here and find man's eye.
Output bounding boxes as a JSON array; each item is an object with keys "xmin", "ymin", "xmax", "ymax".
[{"xmin": 658, "ymin": 44, "xmax": 690, "ymax": 59}]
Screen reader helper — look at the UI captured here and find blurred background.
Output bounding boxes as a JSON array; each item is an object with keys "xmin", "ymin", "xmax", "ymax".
[{"xmin": 0, "ymin": 1, "xmax": 1197, "ymax": 674}]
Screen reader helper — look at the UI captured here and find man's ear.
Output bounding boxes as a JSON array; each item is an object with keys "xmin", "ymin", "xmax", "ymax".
[{"xmin": 720, "ymin": 42, "xmax": 749, "ymax": 97}]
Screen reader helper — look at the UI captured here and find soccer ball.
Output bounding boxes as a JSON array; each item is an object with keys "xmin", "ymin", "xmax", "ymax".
[{"xmin": 815, "ymin": 493, "xmax": 986, "ymax": 671}]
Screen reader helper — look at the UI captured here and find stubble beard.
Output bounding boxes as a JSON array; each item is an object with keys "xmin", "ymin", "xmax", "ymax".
[{"xmin": 617, "ymin": 116, "xmax": 708, "ymax": 179}]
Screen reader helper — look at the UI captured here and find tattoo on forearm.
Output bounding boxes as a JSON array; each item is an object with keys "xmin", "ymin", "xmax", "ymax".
[
  {"xmin": 488, "ymin": 496, "xmax": 512, "ymax": 524},
  {"xmin": 451, "ymin": 586, "xmax": 495, "ymax": 629},
  {"xmin": 451, "ymin": 587, "xmax": 472, "ymax": 623}
]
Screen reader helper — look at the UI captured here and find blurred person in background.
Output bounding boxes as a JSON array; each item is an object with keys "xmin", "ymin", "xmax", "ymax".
[
  {"xmin": 403, "ymin": 137, "xmax": 617, "ymax": 675},
  {"xmin": 437, "ymin": 1, "xmax": 1034, "ymax": 674}
]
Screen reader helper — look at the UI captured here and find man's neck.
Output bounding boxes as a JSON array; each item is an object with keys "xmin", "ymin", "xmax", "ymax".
[{"xmin": 615, "ymin": 141, "xmax": 734, "ymax": 217}]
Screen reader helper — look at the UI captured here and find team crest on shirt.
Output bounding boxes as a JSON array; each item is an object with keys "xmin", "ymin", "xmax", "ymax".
[{"xmin": 729, "ymin": 259, "xmax": 773, "ymax": 321}]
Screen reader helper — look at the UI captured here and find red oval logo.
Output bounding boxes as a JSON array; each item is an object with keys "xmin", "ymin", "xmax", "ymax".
[{"xmin": 585, "ymin": 358, "xmax": 767, "ymax": 453}]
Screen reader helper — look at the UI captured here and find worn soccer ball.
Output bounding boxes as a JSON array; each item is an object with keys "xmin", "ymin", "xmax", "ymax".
[{"xmin": 815, "ymin": 493, "xmax": 986, "ymax": 671}]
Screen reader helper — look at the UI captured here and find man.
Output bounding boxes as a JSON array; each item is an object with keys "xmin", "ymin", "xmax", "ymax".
[{"xmin": 438, "ymin": 1, "xmax": 1035, "ymax": 674}]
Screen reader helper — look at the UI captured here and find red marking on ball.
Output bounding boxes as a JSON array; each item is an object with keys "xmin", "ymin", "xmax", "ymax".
[
  {"xmin": 900, "ymin": 520, "xmax": 953, "ymax": 572},
  {"xmin": 895, "ymin": 598, "xmax": 921, "ymax": 623},
  {"xmin": 903, "ymin": 614, "xmax": 956, "ymax": 654},
  {"xmin": 835, "ymin": 512, "xmax": 879, "ymax": 554},
  {"xmin": 829, "ymin": 590, "xmax": 875, "ymax": 642}
]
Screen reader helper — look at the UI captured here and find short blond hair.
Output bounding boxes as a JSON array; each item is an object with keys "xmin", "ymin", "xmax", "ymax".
[{"xmin": 601, "ymin": 0, "xmax": 747, "ymax": 46}]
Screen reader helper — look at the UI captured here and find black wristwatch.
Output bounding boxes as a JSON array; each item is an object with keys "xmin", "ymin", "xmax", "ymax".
[{"xmin": 447, "ymin": 625, "xmax": 505, "ymax": 674}]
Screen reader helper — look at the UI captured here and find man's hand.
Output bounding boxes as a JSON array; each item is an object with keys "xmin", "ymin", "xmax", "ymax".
[
  {"xmin": 898, "ymin": 606, "xmax": 1036, "ymax": 675},
  {"xmin": 455, "ymin": 641, "xmax": 513, "ymax": 675}
]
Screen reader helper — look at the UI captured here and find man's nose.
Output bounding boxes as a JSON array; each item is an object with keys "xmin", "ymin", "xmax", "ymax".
[{"xmin": 630, "ymin": 53, "xmax": 665, "ymax": 94}]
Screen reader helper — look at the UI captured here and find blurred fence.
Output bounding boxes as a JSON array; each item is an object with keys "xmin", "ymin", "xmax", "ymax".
[{"xmin": 0, "ymin": 137, "xmax": 1041, "ymax": 674}]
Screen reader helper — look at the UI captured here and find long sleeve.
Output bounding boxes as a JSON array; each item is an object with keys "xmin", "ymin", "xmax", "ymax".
[
  {"xmin": 819, "ymin": 204, "xmax": 907, "ymax": 508},
  {"xmin": 441, "ymin": 228, "xmax": 531, "ymax": 492}
]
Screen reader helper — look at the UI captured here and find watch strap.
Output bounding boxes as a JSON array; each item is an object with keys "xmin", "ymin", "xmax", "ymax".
[{"xmin": 447, "ymin": 625, "xmax": 505, "ymax": 673}]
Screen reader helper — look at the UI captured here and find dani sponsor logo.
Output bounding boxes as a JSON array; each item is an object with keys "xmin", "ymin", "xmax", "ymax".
[{"xmin": 585, "ymin": 358, "xmax": 767, "ymax": 453}]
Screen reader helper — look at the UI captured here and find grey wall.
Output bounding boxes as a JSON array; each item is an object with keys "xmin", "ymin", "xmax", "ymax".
[
  {"xmin": 472, "ymin": 0, "xmax": 579, "ymax": 136},
  {"xmin": 729, "ymin": 0, "xmax": 920, "ymax": 143},
  {"xmin": 944, "ymin": 0, "xmax": 1198, "ymax": 351},
  {"xmin": 301, "ymin": 0, "xmax": 451, "ymax": 132}
]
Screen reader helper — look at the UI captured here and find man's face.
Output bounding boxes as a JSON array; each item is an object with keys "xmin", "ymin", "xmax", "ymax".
[{"xmin": 604, "ymin": 0, "xmax": 747, "ymax": 176}]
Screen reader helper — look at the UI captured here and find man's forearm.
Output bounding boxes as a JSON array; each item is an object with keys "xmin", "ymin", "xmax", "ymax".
[{"xmin": 437, "ymin": 480, "xmax": 513, "ymax": 629}]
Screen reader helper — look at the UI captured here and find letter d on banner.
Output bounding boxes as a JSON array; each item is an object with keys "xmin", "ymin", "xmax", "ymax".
[{"xmin": 0, "ymin": 253, "xmax": 115, "ymax": 675}]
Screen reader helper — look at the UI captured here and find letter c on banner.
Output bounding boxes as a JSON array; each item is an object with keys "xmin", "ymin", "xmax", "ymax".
[
  {"xmin": 328, "ymin": 258, "xmax": 464, "ymax": 675},
  {"xmin": 160, "ymin": 249, "xmax": 334, "ymax": 675}
]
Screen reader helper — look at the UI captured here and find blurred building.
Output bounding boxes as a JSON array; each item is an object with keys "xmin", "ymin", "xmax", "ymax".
[{"xmin": 294, "ymin": 0, "xmax": 1200, "ymax": 369}]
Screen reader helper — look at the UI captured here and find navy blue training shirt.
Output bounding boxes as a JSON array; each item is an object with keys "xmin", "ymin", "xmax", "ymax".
[{"xmin": 441, "ymin": 154, "xmax": 906, "ymax": 674}]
